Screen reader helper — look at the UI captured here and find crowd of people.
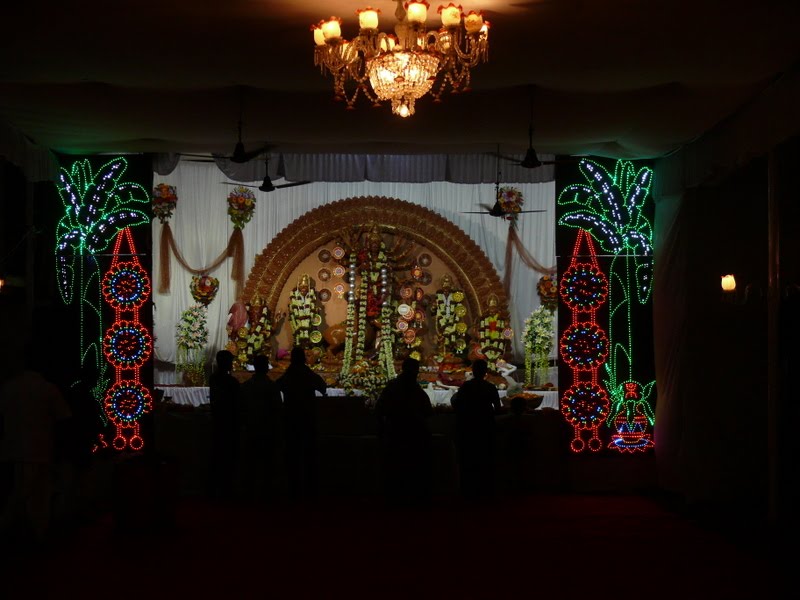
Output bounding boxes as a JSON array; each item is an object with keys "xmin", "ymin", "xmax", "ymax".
[{"xmin": 1, "ymin": 347, "xmax": 561, "ymax": 546}]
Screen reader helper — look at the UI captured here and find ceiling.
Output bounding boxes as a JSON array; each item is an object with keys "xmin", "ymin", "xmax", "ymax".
[{"xmin": 1, "ymin": 0, "xmax": 799, "ymax": 160}]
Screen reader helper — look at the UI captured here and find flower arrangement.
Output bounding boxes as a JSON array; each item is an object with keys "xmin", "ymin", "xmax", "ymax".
[
  {"xmin": 479, "ymin": 311, "xmax": 510, "ymax": 370},
  {"xmin": 190, "ymin": 274, "xmax": 219, "ymax": 306},
  {"xmin": 175, "ymin": 304, "xmax": 208, "ymax": 385},
  {"xmin": 340, "ymin": 359, "xmax": 388, "ymax": 405},
  {"xmin": 522, "ymin": 305, "xmax": 555, "ymax": 387},
  {"xmin": 536, "ymin": 275, "xmax": 558, "ymax": 311},
  {"xmin": 497, "ymin": 186, "xmax": 524, "ymax": 222},
  {"xmin": 227, "ymin": 186, "xmax": 257, "ymax": 229},
  {"xmin": 433, "ymin": 288, "xmax": 467, "ymax": 359},
  {"xmin": 152, "ymin": 183, "xmax": 178, "ymax": 224}
]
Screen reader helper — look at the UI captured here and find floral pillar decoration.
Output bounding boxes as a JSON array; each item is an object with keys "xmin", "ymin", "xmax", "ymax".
[
  {"xmin": 558, "ymin": 158, "xmax": 656, "ymax": 452},
  {"xmin": 152, "ymin": 183, "xmax": 178, "ymax": 293},
  {"xmin": 55, "ymin": 157, "xmax": 149, "ymax": 413},
  {"xmin": 101, "ymin": 227, "xmax": 153, "ymax": 451}
]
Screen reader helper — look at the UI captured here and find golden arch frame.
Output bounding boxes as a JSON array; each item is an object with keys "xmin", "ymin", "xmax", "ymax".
[{"xmin": 242, "ymin": 196, "xmax": 508, "ymax": 319}]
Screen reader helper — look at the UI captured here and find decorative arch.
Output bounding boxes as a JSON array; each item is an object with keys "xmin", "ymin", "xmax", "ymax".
[{"xmin": 242, "ymin": 196, "xmax": 508, "ymax": 320}]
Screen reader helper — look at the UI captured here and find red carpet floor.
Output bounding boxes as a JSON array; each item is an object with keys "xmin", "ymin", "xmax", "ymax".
[{"xmin": 1, "ymin": 491, "xmax": 789, "ymax": 600}]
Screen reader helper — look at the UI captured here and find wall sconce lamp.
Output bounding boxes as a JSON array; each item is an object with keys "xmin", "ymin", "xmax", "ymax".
[
  {"xmin": 0, "ymin": 274, "xmax": 5, "ymax": 294},
  {"xmin": 720, "ymin": 274, "xmax": 761, "ymax": 304}
]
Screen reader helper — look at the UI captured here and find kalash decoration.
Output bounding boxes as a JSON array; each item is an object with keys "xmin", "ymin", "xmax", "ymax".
[{"xmin": 312, "ymin": 1, "xmax": 489, "ymax": 118}]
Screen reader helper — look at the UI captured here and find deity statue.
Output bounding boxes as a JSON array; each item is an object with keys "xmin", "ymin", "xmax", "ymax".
[
  {"xmin": 338, "ymin": 223, "xmax": 415, "ymax": 382},
  {"xmin": 225, "ymin": 294, "xmax": 284, "ymax": 369},
  {"xmin": 473, "ymin": 293, "xmax": 512, "ymax": 372},
  {"xmin": 288, "ymin": 273, "xmax": 323, "ymax": 351},
  {"xmin": 432, "ymin": 273, "xmax": 468, "ymax": 362}
]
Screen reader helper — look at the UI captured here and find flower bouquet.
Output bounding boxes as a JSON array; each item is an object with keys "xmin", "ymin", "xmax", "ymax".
[
  {"xmin": 537, "ymin": 275, "xmax": 558, "ymax": 311},
  {"xmin": 190, "ymin": 274, "xmax": 219, "ymax": 306},
  {"xmin": 152, "ymin": 183, "xmax": 178, "ymax": 224},
  {"xmin": 497, "ymin": 186, "xmax": 524, "ymax": 222},
  {"xmin": 227, "ymin": 186, "xmax": 257, "ymax": 229},
  {"xmin": 521, "ymin": 305, "xmax": 555, "ymax": 387},
  {"xmin": 175, "ymin": 304, "xmax": 208, "ymax": 385}
]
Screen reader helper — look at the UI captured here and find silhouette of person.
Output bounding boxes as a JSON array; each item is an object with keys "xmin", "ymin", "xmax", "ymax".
[
  {"xmin": 450, "ymin": 358, "xmax": 501, "ymax": 501},
  {"xmin": 375, "ymin": 357, "xmax": 433, "ymax": 506},
  {"xmin": 58, "ymin": 364, "xmax": 104, "ymax": 522},
  {"xmin": 0, "ymin": 347, "xmax": 72, "ymax": 543},
  {"xmin": 495, "ymin": 395, "xmax": 536, "ymax": 494},
  {"xmin": 238, "ymin": 354, "xmax": 282, "ymax": 501},
  {"xmin": 276, "ymin": 346, "xmax": 326, "ymax": 502},
  {"xmin": 208, "ymin": 350, "xmax": 240, "ymax": 499}
]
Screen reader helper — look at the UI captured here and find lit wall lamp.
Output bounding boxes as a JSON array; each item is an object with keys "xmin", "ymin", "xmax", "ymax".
[
  {"xmin": 720, "ymin": 274, "xmax": 761, "ymax": 304},
  {"xmin": 0, "ymin": 274, "xmax": 5, "ymax": 294}
]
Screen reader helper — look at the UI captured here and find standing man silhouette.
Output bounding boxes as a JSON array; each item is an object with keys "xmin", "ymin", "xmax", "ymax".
[
  {"xmin": 277, "ymin": 347, "xmax": 326, "ymax": 502},
  {"xmin": 209, "ymin": 350, "xmax": 240, "ymax": 499},
  {"xmin": 450, "ymin": 359, "xmax": 501, "ymax": 501},
  {"xmin": 375, "ymin": 357, "xmax": 434, "ymax": 506}
]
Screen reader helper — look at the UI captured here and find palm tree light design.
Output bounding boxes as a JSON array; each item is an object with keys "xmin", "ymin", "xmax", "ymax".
[{"xmin": 558, "ymin": 159, "xmax": 656, "ymax": 451}]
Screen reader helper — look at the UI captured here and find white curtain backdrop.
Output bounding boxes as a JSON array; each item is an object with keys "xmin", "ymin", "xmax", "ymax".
[{"xmin": 152, "ymin": 159, "xmax": 556, "ymax": 383}]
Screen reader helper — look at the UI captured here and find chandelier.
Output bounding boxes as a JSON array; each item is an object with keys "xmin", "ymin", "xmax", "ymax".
[{"xmin": 312, "ymin": 1, "xmax": 490, "ymax": 118}]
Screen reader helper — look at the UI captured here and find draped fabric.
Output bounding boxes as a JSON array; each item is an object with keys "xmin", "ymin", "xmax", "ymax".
[
  {"xmin": 152, "ymin": 160, "xmax": 556, "ymax": 383},
  {"xmin": 153, "ymin": 152, "xmax": 557, "ymax": 184}
]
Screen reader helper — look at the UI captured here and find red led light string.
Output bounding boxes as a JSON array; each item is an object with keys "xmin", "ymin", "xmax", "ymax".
[
  {"xmin": 559, "ymin": 229, "xmax": 610, "ymax": 452},
  {"xmin": 102, "ymin": 227, "xmax": 153, "ymax": 451}
]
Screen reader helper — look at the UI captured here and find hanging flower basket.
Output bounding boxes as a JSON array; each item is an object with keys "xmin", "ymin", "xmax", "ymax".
[
  {"xmin": 227, "ymin": 186, "xmax": 257, "ymax": 229},
  {"xmin": 152, "ymin": 183, "xmax": 178, "ymax": 224}
]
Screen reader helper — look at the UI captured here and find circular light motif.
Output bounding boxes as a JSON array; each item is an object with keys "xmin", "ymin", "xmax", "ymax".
[
  {"xmin": 103, "ymin": 321, "xmax": 153, "ymax": 368},
  {"xmin": 105, "ymin": 381, "xmax": 153, "ymax": 424},
  {"xmin": 559, "ymin": 263, "xmax": 608, "ymax": 311},
  {"xmin": 560, "ymin": 322, "xmax": 609, "ymax": 370},
  {"xmin": 103, "ymin": 262, "xmax": 151, "ymax": 309},
  {"xmin": 560, "ymin": 383, "xmax": 610, "ymax": 429}
]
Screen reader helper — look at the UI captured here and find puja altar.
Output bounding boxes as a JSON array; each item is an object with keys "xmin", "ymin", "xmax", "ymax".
[{"xmin": 224, "ymin": 197, "xmax": 529, "ymax": 394}]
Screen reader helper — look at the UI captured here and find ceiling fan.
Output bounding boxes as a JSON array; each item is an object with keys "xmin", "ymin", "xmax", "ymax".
[
  {"xmin": 221, "ymin": 155, "xmax": 311, "ymax": 193},
  {"xmin": 461, "ymin": 147, "xmax": 546, "ymax": 217},
  {"xmin": 182, "ymin": 86, "xmax": 271, "ymax": 163}
]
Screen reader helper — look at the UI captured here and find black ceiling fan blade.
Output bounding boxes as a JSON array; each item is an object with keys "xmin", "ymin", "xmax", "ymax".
[
  {"xmin": 274, "ymin": 181, "xmax": 312, "ymax": 189},
  {"xmin": 221, "ymin": 181, "xmax": 259, "ymax": 189}
]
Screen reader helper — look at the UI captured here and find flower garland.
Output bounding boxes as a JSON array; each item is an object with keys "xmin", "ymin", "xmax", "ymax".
[
  {"xmin": 522, "ymin": 305, "xmax": 555, "ymax": 386},
  {"xmin": 379, "ymin": 304, "xmax": 396, "ymax": 379},
  {"xmin": 175, "ymin": 304, "xmax": 208, "ymax": 384},
  {"xmin": 340, "ymin": 251, "xmax": 357, "ymax": 378},
  {"xmin": 190, "ymin": 274, "xmax": 219, "ymax": 306},
  {"xmin": 479, "ymin": 310, "xmax": 511, "ymax": 371},
  {"xmin": 537, "ymin": 275, "xmax": 559, "ymax": 311},
  {"xmin": 152, "ymin": 183, "xmax": 177, "ymax": 224},
  {"xmin": 433, "ymin": 289, "xmax": 467, "ymax": 359},
  {"xmin": 340, "ymin": 359, "xmax": 388, "ymax": 405},
  {"xmin": 497, "ymin": 186, "xmax": 524, "ymax": 224},
  {"xmin": 289, "ymin": 286, "xmax": 322, "ymax": 347},
  {"xmin": 243, "ymin": 302, "xmax": 271, "ymax": 366},
  {"xmin": 227, "ymin": 186, "xmax": 256, "ymax": 229}
]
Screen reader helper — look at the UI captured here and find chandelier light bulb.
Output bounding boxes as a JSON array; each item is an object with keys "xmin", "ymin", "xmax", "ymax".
[
  {"xmin": 439, "ymin": 3, "xmax": 462, "ymax": 27},
  {"xmin": 357, "ymin": 7, "xmax": 380, "ymax": 30},
  {"xmin": 321, "ymin": 17, "xmax": 342, "ymax": 41},
  {"xmin": 464, "ymin": 10, "xmax": 483, "ymax": 33},
  {"xmin": 406, "ymin": 1, "xmax": 429, "ymax": 25}
]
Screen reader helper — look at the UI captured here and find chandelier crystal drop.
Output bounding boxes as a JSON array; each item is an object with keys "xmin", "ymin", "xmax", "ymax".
[{"xmin": 312, "ymin": 1, "xmax": 490, "ymax": 118}]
